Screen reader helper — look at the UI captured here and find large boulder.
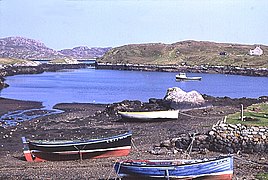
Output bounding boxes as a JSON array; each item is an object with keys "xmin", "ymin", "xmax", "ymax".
[
  {"xmin": 0, "ymin": 77, "xmax": 9, "ymax": 89},
  {"xmin": 164, "ymin": 87, "xmax": 206, "ymax": 109}
]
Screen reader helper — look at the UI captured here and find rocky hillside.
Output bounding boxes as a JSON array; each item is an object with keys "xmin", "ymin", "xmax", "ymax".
[
  {"xmin": 59, "ymin": 46, "xmax": 111, "ymax": 59},
  {"xmin": 0, "ymin": 37, "xmax": 110, "ymax": 60},
  {"xmin": 98, "ymin": 41, "xmax": 268, "ymax": 68},
  {"xmin": 0, "ymin": 37, "xmax": 63, "ymax": 59}
]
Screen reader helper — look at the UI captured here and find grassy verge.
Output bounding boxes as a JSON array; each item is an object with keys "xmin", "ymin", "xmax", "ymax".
[
  {"xmin": 0, "ymin": 58, "xmax": 26, "ymax": 65},
  {"xmin": 226, "ymin": 102, "xmax": 268, "ymax": 126},
  {"xmin": 256, "ymin": 173, "xmax": 268, "ymax": 180}
]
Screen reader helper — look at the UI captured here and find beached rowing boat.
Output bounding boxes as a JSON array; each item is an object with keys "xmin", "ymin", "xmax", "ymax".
[
  {"xmin": 22, "ymin": 131, "xmax": 132, "ymax": 162},
  {"xmin": 114, "ymin": 156, "xmax": 233, "ymax": 179},
  {"xmin": 118, "ymin": 110, "xmax": 179, "ymax": 121}
]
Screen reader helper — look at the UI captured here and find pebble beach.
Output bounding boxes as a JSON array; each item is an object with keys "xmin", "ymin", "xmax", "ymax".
[{"xmin": 0, "ymin": 96, "xmax": 267, "ymax": 179}]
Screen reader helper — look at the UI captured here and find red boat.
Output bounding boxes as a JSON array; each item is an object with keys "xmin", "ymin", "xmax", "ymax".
[{"xmin": 22, "ymin": 131, "xmax": 132, "ymax": 162}]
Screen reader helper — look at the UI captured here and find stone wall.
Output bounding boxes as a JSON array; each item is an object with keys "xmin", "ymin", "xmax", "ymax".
[
  {"xmin": 156, "ymin": 122, "xmax": 268, "ymax": 154},
  {"xmin": 208, "ymin": 123, "xmax": 267, "ymax": 153}
]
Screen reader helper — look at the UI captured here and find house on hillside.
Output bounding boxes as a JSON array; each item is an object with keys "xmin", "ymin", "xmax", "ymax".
[
  {"xmin": 219, "ymin": 52, "xmax": 227, "ymax": 56},
  {"xmin": 249, "ymin": 46, "xmax": 263, "ymax": 56}
]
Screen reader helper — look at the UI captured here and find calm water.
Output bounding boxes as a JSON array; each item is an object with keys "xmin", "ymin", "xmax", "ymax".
[{"xmin": 1, "ymin": 69, "xmax": 268, "ymax": 109}]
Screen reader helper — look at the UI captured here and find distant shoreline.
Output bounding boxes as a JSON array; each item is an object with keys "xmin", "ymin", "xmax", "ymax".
[
  {"xmin": 96, "ymin": 63, "xmax": 268, "ymax": 77},
  {"xmin": 0, "ymin": 63, "xmax": 93, "ymax": 89},
  {"xmin": 1, "ymin": 62, "xmax": 268, "ymax": 90}
]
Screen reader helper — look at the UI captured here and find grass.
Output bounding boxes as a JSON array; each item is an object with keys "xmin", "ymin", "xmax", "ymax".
[
  {"xmin": 0, "ymin": 58, "xmax": 26, "ymax": 65},
  {"xmin": 48, "ymin": 58, "xmax": 79, "ymax": 64},
  {"xmin": 226, "ymin": 102, "xmax": 268, "ymax": 126},
  {"xmin": 256, "ymin": 173, "xmax": 268, "ymax": 180},
  {"xmin": 100, "ymin": 41, "xmax": 268, "ymax": 68}
]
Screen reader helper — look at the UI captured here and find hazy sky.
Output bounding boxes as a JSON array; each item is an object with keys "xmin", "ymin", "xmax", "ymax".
[{"xmin": 0, "ymin": 0, "xmax": 268, "ymax": 50}]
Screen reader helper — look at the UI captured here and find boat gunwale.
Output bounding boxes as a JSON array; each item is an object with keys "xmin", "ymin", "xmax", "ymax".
[
  {"xmin": 116, "ymin": 156, "xmax": 233, "ymax": 168},
  {"xmin": 26, "ymin": 131, "xmax": 132, "ymax": 147},
  {"xmin": 118, "ymin": 110, "xmax": 179, "ymax": 120},
  {"xmin": 119, "ymin": 170, "xmax": 234, "ymax": 179},
  {"xmin": 118, "ymin": 110, "xmax": 180, "ymax": 115}
]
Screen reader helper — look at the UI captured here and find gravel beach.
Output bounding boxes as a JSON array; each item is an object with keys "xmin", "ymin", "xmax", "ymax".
[{"xmin": 0, "ymin": 97, "xmax": 267, "ymax": 179}]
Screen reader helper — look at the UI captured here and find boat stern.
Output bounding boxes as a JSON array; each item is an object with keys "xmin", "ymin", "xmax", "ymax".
[{"xmin": 21, "ymin": 137, "xmax": 35, "ymax": 162}]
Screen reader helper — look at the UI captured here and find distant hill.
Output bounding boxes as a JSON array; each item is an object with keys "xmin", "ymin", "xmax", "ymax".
[
  {"xmin": 98, "ymin": 40, "xmax": 268, "ymax": 68},
  {"xmin": 0, "ymin": 37, "xmax": 110, "ymax": 60},
  {"xmin": 59, "ymin": 46, "xmax": 111, "ymax": 59},
  {"xmin": 0, "ymin": 37, "xmax": 62, "ymax": 59}
]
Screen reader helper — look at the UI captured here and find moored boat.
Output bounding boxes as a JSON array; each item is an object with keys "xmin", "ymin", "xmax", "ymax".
[
  {"xmin": 176, "ymin": 73, "xmax": 202, "ymax": 81},
  {"xmin": 22, "ymin": 131, "xmax": 132, "ymax": 162},
  {"xmin": 118, "ymin": 110, "xmax": 179, "ymax": 121},
  {"xmin": 114, "ymin": 156, "xmax": 233, "ymax": 179}
]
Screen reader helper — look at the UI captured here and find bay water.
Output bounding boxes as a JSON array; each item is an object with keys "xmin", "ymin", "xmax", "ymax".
[{"xmin": 1, "ymin": 68, "xmax": 268, "ymax": 109}]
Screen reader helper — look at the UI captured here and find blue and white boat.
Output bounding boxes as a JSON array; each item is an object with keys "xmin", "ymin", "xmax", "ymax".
[{"xmin": 114, "ymin": 156, "xmax": 233, "ymax": 179}]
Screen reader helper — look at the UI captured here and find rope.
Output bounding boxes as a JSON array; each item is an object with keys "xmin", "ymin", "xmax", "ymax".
[
  {"xmin": 179, "ymin": 111, "xmax": 223, "ymax": 119},
  {"xmin": 234, "ymin": 155, "xmax": 268, "ymax": 167},
  {"xmin": 131, "ymin": 138, "xmax": 139, "ymax": 152},
  {"xmin": 107, "ymin": 162, "xmax": 120, "ymax": 180},
  {"xmin": 183, "ymin": 133, "xmax": 196, "ymax": 159},
  {"xmin": 73, "ymin": 145, "xmax": 86, "ymax": 161}
]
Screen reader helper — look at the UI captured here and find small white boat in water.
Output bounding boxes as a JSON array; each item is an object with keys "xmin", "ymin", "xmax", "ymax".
[
  {"xmin": 176, "ymin": 73, "xmax": 202, "ymax": 81},
  {"xmin": 118, "ymin": 110, "xmax": 179, "ymax": 121}
]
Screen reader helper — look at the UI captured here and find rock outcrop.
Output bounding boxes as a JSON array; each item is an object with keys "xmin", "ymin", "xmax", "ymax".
[
  {"xmin": 0, "ymin": 77, "xmax": 8, "ymax": 89},
  {"xmin": 59, "ymin": 46, "xmax": 111, "ymax": 58},
  {"xmin": 48, "ymin": 58, "xmax": 80, "ymax": 64},
  {"xmin": 0, "ymin": 37, "xmax": 62, "ymax": 59},
  {"xmin": 164, "ymin": 87, "xmax": 206, "ymax": 109}
]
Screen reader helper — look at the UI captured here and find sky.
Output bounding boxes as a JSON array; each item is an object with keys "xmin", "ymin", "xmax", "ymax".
[{"xmin": 0, "ymin": 0, "xmax": 268, "ymax": 50}]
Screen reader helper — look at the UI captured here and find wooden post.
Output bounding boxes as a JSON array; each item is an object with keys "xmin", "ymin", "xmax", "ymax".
[{"xmin": 240, "ymin": 104, "xmax": 244, "ymax": 121}]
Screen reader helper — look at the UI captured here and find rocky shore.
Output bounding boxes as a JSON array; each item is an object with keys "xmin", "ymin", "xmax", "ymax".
[
  {"xmin": 96, "ymin": 63, "xmax": 268, "ymax": 77},
  {"xmin": 0, "ymin": 64, "xmax": 267, "ymax": 179},
  {"xmin": 1, "ymin": 62, "xmax": 268, "ymax": 90},
  {"xmin": 0, "ymin": 96, "xmax": 267, "ymax": 179},
  {"xmin": 0, "ymin": 63, "xmax": 94, "ymax": 89}
]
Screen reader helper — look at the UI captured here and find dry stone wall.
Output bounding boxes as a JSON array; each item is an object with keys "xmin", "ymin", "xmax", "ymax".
[{"xmin": 156, "ymin": 122, "xmax": 268, "ymax": 154}]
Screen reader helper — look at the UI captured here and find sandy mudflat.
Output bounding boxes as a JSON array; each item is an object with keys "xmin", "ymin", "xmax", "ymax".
[{"xmin": 0, "ymin": 97, "xmax": 267, "ymax": 179}]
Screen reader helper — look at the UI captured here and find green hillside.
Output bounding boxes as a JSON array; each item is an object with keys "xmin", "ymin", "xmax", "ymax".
[
  {"xmin": 98, "ymin": 40, "xmax": 268, "ymax": 68},
  {"xmin": 0, "ymin": 58, "xmax": 40, "ymax": 66}
]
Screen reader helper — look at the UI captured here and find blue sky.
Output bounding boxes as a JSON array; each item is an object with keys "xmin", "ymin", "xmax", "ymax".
[{"xmin": 0, "ymin": 0, "xmax": 268, "ymax": 50}]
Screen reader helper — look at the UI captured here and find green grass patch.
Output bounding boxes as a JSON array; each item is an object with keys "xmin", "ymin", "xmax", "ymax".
[
  {"xmin": 256, "ymin": 173, "xmax": 268, "ymax": 180},
  {"xmin": 226, "ymin": 102, "xmax": 268, "ymax": 126},
  {"xmin": 0, "ymin": 58, "xmax": 25, "ymax": 65}
]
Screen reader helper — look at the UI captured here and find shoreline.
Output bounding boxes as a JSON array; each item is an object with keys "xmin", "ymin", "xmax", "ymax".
[
  {"xmin": 0, "ymin": 63, "xmax": 93, "ymax": 89},
  {"xmin": 1, "ymin": 62, "xmax": 268, "ymax": 90},
  {"xmin": 0, "ymin": 97, "xmax": 267, "ymax": 179},
  {"xmin": 0, "ymin": 64, "xmax": 267, "ymax": 179},
  {"xmin": 0, "ymin": 97, "xmax": 43, "ymax": 116},
  {"xmin": 96, "ymin": 63, "xmax": 268, "ymax": 77}
]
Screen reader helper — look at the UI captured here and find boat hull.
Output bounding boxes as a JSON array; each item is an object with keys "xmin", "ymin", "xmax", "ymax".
[
  {"xmin": 22, "ymin": 132, "xmax": 132, "ymax": 162},
  {"xmin": 118, "ymin": 111, "xmax": 179, "ymax": 121},
  {"xmin": 114, "ymin": 156, "xmax": 233, "ymax": 180},
  {"xmin": 175, "ymin": 73, "xmax": 202, "ymax": 81},
  {"xmin": 176, "ymin": 77, "xmax": 202, "ymax": 81}
]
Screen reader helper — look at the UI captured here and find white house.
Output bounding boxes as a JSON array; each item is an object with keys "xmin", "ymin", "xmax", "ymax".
[{"xmin": 249, "ymin": 46, "xmax": 263, "ymax": 56}]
